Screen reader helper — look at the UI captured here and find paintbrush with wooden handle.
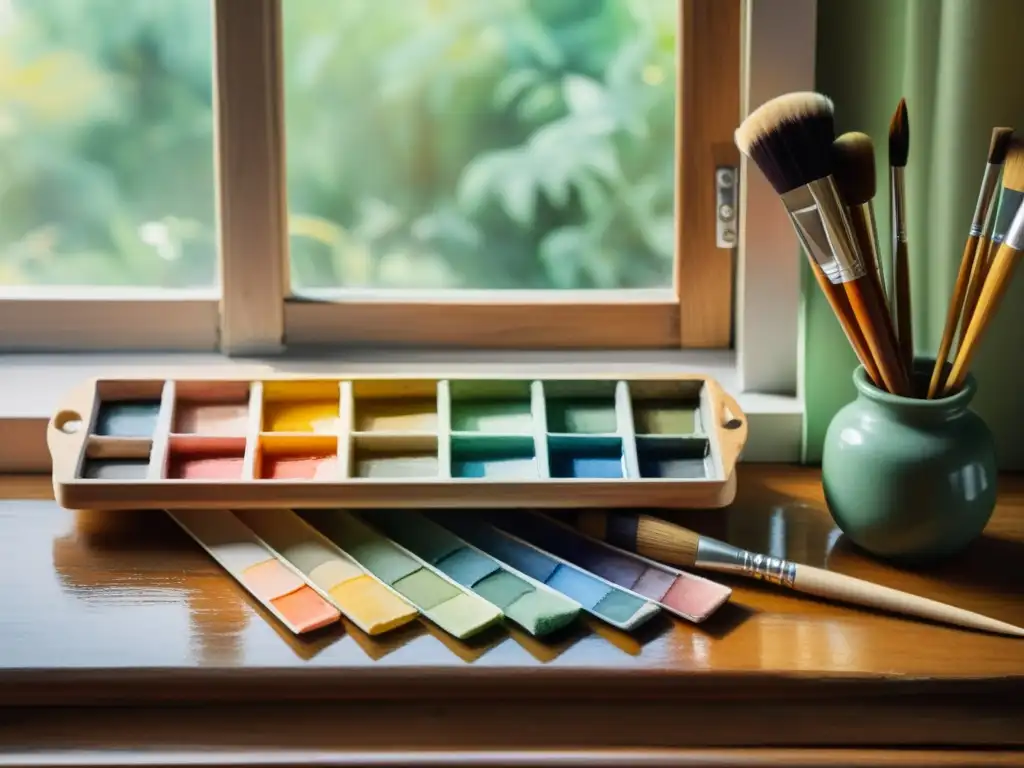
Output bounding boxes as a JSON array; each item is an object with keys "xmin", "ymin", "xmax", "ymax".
[{"xmin": 573, "ymin": 510, "xmax": 1024, "ymax": 638}]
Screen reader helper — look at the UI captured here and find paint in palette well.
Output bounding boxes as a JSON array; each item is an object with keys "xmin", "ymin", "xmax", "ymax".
[
  {"xmin": 632, "ymin": 400, "xmax": 701, "ymax": 435},
  {"xmin": 450, "ymin": 399, "xmax": 533, "ymax": 433},
  {"xmin": 548, "ymin": 438, "xmax": 625, "ymax": 479},
  {"xmin": 94, "ymin": 400, "xmax": 162, "ymax": 437},
  {"xmin": 168, "ymin": 509, "xmax": 339, "ymax": 634},
  {"xmin": 174, "ymin": 402, "xmax": 249, "ymax": 436},
  {"xmin": 234, "ymin": 509, "xmax": 417, "ymax": 635},
  {"xmin": 546, "ymin": 397, "xmax": 618, "ymax": 434},
  {"xmin": 354, "ymin": 451, "xmax": 438, "ymax": 479},
  {"xmin": 354, "ymin": 398, "xmax": 437, "ymax": 432},
  {"xmin": 260, "ymin": 454, "xmax": 338, "ymax": 480},
  {"xmin": 301, "ymin": 510, "xmax": 502, "ymax": 639},
  {"xmin": 451, "ymin": 436, "xmax": 537, "ymax": 480},
  {"xmin": 167, "ymin": 453, "xmax": 245, "ymax": 480},
  {"xmin": 82, "ymin": 458, "xmax": 149, "ymax": 480},
  {"xmin": 636, "ymin": 438, "xmax": 709, "ymax": 479},
  {"xmin": 495, "ymin": 511, "xmax": 730, "ymax": 621},
  {"xmin": 263, "ymin": 400, "xmax": 341, "ymax": 433}
]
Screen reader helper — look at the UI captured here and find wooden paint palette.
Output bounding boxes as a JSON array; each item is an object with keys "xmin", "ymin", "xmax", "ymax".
[{"xmin": 48, "ymin": 374, "xmax": 747, "ymax": 510}]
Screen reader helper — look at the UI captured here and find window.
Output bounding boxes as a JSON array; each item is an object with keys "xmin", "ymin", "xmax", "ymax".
[
  {"xmin": 0, "ymin": 0, "xmax": 220, "ymax": 350},
  {"xmin": 0, "ymin": 0, "xmax": 805, "ymax": 384}
]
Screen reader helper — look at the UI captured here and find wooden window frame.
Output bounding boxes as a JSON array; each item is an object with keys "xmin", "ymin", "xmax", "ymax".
[{"xmin": 217, "ymin": 0, "xmax": 741, "ymax": 353}]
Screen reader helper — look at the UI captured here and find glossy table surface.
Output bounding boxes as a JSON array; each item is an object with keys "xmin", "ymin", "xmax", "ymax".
[{"xmin": 2, "ymin": 465, "xmax": 1023, "ymax": 765}]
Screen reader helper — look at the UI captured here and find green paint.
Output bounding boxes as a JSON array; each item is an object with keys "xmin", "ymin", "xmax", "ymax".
[
  {"xmin": 426, "ymin": 592, "xmax": 503, "ymax": 639},
  {"xmin": 472, "ymin": 570, "xmax": 533, "ymax": 609},
  {"xmin": 632, "ymin": 400, "xmax": 700, "ymax": 435},
  {"xmin": 546, "ymin": 398, "xmax": 618, "ymax": 434},
  {"xmin": 504, "ymin": 588, "xmax": 580, "ymax": 636},
  {"xmin": 94, "ymin": 401, "xmax": 161, "ymax": 437},
  {"xmin": 822, "ymin": 360, "xmax": 997, "ymax": 562},
  {"xmin": 451, "ymin": 400, "xmax": 533, "ymax": 433},
  {"xmin": 347, "ymin": 538, "xmax": 421, "ymax": 584},
  {"xmin": 451, "ymin": 435, "xmax": 537, "ymax": 479},
  {"xmin": 391, "ymin": 568, "xmax": 460, "ymax": 610},
  {"xmin": 592, "ymin": 589, "xmax": 646, "ymax": 624},
  {"xmin": 355, "ymin": 453, "xmax": 438, "ymax": 478}
]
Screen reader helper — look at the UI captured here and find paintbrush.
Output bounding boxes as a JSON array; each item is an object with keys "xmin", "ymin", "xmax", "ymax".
[
  {"xmin": 888, "ymin": 98, "xmax": 914, "ymax": 378},
  {"xmin": 942, "ymin": 199, "xmax": 1024, "ymax": 395},
  {"xmin": 928, "ymin": 128, "xmax": 1015, "ymax": 398},
  {"xmin": 954, "ymin": 138, "xmax": 1024, "ymax": 358},
  {"xmin": 735, "ymin": 92, "xmax": 910, "ymax": 395},
  {"xmin": 573, "ymin": 510, "xmax": 1024, "ymax": 638},
  {"xmin": 832, "ymin": 131, "xmax": 902, "ymax": 379}
]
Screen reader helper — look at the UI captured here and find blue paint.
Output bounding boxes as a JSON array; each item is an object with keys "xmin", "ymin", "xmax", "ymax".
[
  {"xmin": 436, "ymin": 546, "xmax": 500, "ymax": 587},
  {"xmin": 544, "ymin": 564, "xmax": 611, "ymax": 610},
  {"xmin": 548, "ymin": 437, "xmax": 625, "ymax": 479},
  {"xmin": 94, "ymin": 401, "xmax": 162, "ymax": 438}
]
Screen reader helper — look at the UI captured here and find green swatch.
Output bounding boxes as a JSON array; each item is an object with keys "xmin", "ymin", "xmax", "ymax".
[
  {"xmin": 592, "ymin": 590, "xmax": 647, "ymax": 624},
  {"xmin": 506, "ymin": 589, "xmax": 578, "ymax": 636},
  {"xmin": 473, "ymin": 570, "xmax": 533, "ymax": 608},
  {"xmin": 392, "ymin": 568, "xmax": 459, "ymax": 610}
]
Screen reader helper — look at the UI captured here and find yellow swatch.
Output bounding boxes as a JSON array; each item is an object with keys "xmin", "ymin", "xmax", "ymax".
[
  {"xmin": 329, "ymin": 575, "xmax": 418, "ymax": 635},
  {"xmin": 264, "ymin": 400, "xmax": 340, "ymax": 433},
  {"xmin": 308, "ymin": 557, "xmax": 363, "ymax": 591}
]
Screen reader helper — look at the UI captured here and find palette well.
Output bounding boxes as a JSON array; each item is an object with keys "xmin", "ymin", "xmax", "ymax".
[
  {"xmin": 299, "ymin": 509, "xmax": 504, "ymax": 640},
  {"xmin": 363, "ymin": 510, "xmax": 581, "ymax": 637},
  {"xmin": 49, "ymin": 374, "xmax": 746, "ymax": 510},
  {"xmin": 167, "ymin": 508, "xmax": 340, "ymax": 635},
  {"xmin": 432, "ymin": 513, "xmax": 661, "ymax": 632}
]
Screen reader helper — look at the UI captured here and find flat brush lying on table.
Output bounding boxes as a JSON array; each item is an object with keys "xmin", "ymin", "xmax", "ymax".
[{"xmin": 572, "ymin": 510, "xmax": 1024, "ymax": 638}]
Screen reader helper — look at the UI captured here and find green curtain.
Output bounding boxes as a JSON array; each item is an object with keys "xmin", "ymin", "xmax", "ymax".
[{"xmin": 803, "ymin": 0, "xmax": 1024, "ymax": 469}]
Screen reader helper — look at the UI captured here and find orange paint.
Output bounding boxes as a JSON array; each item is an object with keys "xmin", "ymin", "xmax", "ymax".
[
  {"xmin": 271, "ymin": 586, "xmax": 340, "ymax": 632},
  {"xmin": 168, "ymin": 454, "xmax": 245, "ymax": 480},
  {"xmin": 261, "ymin": 455, "xmax": 336, "ymax": 480},
  {"xmin": 240, "ymin": 558, "xmax": 305, "ymax": 601}
]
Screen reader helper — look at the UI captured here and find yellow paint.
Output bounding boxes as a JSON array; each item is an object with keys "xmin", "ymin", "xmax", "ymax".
[
  {"xmin": 263, "ymin": 380, "xmax": 341, "ymax": 401},
  {"xmin": 264, "ymin": 400, "xmax": 341, "ymax": 433},
  {"xmin": 259, "ymin": 433, "xmax": 338, "ymax": 454},
  {"xmin": 328, "ymin": 575, "xmax": 418, "ymax": 635},
  {"xmin": 308, "ymin": 557, "xmax": 363, "ymax": 591}
]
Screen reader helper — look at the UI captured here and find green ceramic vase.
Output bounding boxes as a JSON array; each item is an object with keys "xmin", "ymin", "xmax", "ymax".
[{"xmin": 821, "ymin": 357, "xmax": 997, "ymax": 563}]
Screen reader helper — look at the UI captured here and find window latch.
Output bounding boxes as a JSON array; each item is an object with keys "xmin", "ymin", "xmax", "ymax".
[{"xmin": 715, "ymin": 166, "xmax": 738, "ymax": 249}]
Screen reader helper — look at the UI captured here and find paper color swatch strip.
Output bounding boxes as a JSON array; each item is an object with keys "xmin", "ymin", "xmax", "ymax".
[{"xmin": 167, "ymin": 508, "xmax": 340, "ymax": 635}]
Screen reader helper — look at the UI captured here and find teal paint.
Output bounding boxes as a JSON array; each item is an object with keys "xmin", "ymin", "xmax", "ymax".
[
  {"xmin": 451, "ymin": 435, "xmax": 537, "ymax": 479},
  {"xmin": 548, "ymin": 437, "xmax": 624, "ymax": 478},
  {"xmin": 94, "ymin": 401, "xmax": 161, "ymax": 438},
  {"xmin": 822, "ymin": 360, "xmax": 997, "ymax": 562}
]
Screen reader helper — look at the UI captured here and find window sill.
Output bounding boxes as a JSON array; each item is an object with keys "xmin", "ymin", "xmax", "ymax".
[{"xmin": 0, "ymin": 350, "xmax": 803, "ymax": 473}]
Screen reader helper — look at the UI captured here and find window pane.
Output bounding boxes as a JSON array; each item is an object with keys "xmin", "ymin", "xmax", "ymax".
[
  {"xmin": 283, "ymin": 0, "xmax": 677, "ymax": 291},
  {"xmin": 0, "ymin": 0, "xmax": 216, "ymax": 288}
]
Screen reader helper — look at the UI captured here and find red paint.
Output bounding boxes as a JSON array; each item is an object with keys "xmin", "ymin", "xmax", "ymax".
[
  {"xmin": 661, "ymin": 575, "xmax": 731, "ymax": 621},
  {"xmin": 168, "ymin": 454, "xmax": 244, "ymax": 480},
  {"xmin": 261, "ymin": 455, "xmax": 335, "ymax": 480}
]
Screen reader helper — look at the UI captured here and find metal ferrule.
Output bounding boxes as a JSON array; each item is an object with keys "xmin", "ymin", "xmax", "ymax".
[
  {"xmin": 1004, "ymin": 202, "xmax": 1024, "ymax": 252},
  {"xmin": 992, "ymin": 189, "xmax": 1024, "ymax": 244},
  {"xmin": 694, "ymin": 537, "xmax": 797, "ymax": 588},
  {"xmin": 969, "ymin": 163, "xmax": 1001, "ymax": 236},
  {"xmin": 781, "ymin": 180, "xmax": 866, "ymax": 285},
  {"xmin": 891, "ymin": 167, "xmax": 908, "ymax": 244}
]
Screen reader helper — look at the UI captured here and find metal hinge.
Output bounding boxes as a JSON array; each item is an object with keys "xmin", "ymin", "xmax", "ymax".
[{"xmin": 715, "ymin": 166, "xmax": 738, "ymax": 248}]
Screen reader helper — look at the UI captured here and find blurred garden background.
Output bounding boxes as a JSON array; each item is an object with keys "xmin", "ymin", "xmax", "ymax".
[{"xmin": 0, "ymin": 0, "xmax": 677, "ymax": 291}]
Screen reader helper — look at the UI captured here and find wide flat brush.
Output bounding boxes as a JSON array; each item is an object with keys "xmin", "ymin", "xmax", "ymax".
[
  {"xmin": 888, "ymin": 98, "xmax": 914, "ymax": 377},
  {"xmin": 735, "ymin": 92, "xmax": 910, "ymax": 396},
  {"xmin": 953, "ymin": 138, "xmax": 1024, "ymax": 363},
  {"xmin": 942, "ymin": 200, "xmax": 1024, "ymax": 395},
  {"xmin": 832, "ymin": 131, "xmax": 902, "ymax": 383},
  {"xmin": 574, "ymin": 510, "xmax": 1024, "ymax": 638},
  {"xmin": 928, "ymin": 128, "xmax": 1014, "ymax": 398}
]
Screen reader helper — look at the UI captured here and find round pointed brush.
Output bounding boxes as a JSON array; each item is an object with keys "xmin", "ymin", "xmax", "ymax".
[
  {"xmin": 736, "ymin": 92, "xmax": 909, "ymax": 395},
  {"xmin": 928, "ymin": 128, "xmax": 1014, "ymax": 398},
  {"xmin": 888, "ymin": 98, "xmax": 914, "ymax": 376},
  {"xmin": 574, "ymin": 510, "xmax": 1024, "ymax": 638}
]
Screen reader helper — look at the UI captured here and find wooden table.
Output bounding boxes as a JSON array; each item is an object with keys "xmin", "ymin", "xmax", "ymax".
[{"xmin": 1, "ymin": 465, "xmax": 1022, "ymax": 767}]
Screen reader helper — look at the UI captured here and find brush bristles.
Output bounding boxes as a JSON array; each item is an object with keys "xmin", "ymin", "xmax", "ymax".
[
  {"xmin": 1002, "ymin": 138, "xmax": 1024, "ymax": 192},
  {"xmin": 988, "ymin": 127, "xmax": 1014, "ymax": 164},
  {"xmin": 832, "ymin": 132, "xmax": 876, "ymax": 206},
  {"xmin": 735, "ymin": 91, "xmax": 836, "ymax": 195},
  {"xmin": 888, "ymin": 98, "xmax": 909, "ymax": 167}
]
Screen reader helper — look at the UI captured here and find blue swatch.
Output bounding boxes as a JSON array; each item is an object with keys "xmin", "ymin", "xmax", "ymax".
[
  {"xmin": 436, "ymin": 546, "xmax": 500, "ymax": 587},
  {"xmin": 545, "ymin": 564, "xmax": 612, "ymax": 609}
]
